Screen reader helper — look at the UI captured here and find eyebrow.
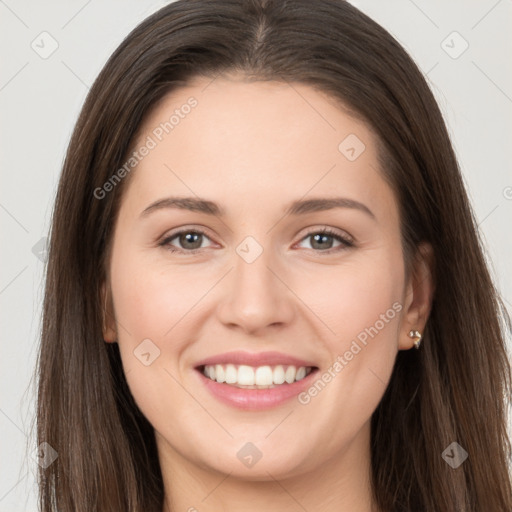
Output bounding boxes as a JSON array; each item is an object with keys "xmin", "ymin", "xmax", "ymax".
[{"xmin": 140, "ymin": 196, "xmax": 376, "ymax": 220}]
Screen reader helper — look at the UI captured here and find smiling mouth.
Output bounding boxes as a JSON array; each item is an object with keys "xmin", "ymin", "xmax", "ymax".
[{"xmin": 196, "ymin": 364, "xmax": 318, "ymax": 389}]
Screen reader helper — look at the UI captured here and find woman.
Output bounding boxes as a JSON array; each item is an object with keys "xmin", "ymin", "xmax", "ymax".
[{"xmin": 36, "ymin": 0, "xmax": 512, "ymax": 510}]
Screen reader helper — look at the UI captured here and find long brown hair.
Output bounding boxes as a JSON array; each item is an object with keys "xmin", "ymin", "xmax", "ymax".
[{"xmin": 36, "ymin": 0, "xmax": 512, "ymax": 510}]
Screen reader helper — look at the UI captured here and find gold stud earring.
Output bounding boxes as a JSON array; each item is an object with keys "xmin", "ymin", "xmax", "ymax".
[{"xmin": 408, "ymin": 330, "xmax": 422, "ymax": 350}]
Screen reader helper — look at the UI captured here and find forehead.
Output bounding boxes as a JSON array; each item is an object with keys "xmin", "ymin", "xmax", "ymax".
[{"xmin": 123, "ymin": 76, "xmax": 396, "ymax": 221}]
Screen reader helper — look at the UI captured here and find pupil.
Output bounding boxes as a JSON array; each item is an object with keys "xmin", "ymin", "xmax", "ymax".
[
  {"xmin": 181, "ymin": 232, "xmax": 202, "ymax": 249},
  {"xmin": 312, "ymin": 233, "xmax": 332, "ymax": 250}
]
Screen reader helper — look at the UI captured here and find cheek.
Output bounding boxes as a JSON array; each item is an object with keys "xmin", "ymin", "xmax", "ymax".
[
  {"xmin": 108, "ymin": 250, "xmax": 200, "ymax": 430},
  {"xmin": 292, "ymin": 248, "xmax": 404, "ymax": 346},
  {"xmin": 293, "ymin": 249, "xmax": 403, "ymax": 418},
  {"xmin": 110, "ymin": 248, "xmax": 207, "ymax": 347}
]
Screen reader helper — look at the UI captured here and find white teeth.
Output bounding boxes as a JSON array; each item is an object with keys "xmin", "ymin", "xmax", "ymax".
[
  {"xmin": 295, "ymin": 366, "xmax": 306, "ymax": 380},
  {"xmin": 285, "ymin": 365, "xmax": 296, "ymax": 384},
  {"xmin": 273, "ymin": 365, "xmax": 285, "ymax": 384},
  {"xmin": 215, "ymin": 364, "xmax": 225, "ymax": 383},
  {"xmin": 255, "ymin": 366, "xmax": 273, "ymax": 386},
  {"xmin": 238, "ymin": 365, "xmax": 255, "ymax": 385},
  {"xmin": 201, "ymin": 364, "xmax": 313, "ymax": 387},
  {"xmin": 225, "ymin": 364, "xmax": 237, "ymax": 384}
]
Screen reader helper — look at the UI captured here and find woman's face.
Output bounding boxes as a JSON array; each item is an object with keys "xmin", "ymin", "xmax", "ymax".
[{"xmin": 105, "ymin": 75, "xmax": 417, "ymax": 480}]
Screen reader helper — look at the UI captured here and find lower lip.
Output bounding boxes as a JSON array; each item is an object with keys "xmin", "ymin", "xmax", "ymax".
[{"xmin": 195, "ymin": 368, "xmax": 319, "ymax": 411}]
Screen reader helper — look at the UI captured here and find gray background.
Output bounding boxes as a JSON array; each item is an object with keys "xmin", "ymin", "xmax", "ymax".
[{"xmin": 1, "ymin": 0, "xmax": 511, "ymax": 509}]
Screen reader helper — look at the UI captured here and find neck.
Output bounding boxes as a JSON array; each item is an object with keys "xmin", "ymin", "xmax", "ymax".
[{"xmin": 159, "ymin": 421, "xmax": 379, "ymax": 512}]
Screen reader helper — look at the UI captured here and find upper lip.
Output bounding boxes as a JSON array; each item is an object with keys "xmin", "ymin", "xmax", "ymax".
[{"xmin": 194, "ymin": 351, "xmax": 318, "ymax": 368}]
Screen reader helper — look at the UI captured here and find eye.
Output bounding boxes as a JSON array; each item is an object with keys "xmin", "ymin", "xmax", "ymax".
[
  {"xmin": 296, "ymin": 227, "xmax": 354, "ymax": 253},
  {"xmin": 159, "ymin": 227, "xmax": 213, "ymax": 253},
  {"xmin": 158, "ymin": 226, "xmax": 354, "ymax": 255}
]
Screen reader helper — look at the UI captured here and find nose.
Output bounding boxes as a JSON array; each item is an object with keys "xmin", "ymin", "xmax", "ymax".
[{"xmin": 216, "ymin": 243, "xmax": 296, "ymax": 335}]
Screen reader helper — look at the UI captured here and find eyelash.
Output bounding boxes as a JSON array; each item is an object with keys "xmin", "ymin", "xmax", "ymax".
[{"xmin": 158, "ymin": 226, "xmax": 354, "ymax": 255}]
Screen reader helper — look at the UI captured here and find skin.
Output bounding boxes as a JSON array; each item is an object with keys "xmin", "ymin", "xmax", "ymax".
[{"xmin": 102, "ymin": 74, "xmax": 434, "ymax": 512}]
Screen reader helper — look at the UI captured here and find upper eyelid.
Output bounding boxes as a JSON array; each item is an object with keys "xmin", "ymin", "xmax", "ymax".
[{"xmin": 160, "ymin": 225, "xmax": 215, "ymax": 243}]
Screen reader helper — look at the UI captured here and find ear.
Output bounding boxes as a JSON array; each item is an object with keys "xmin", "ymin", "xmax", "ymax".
[
  {"xmin": 399, "ymin": 242, "xmax": 435, "ymax": 350},
  {"xmin": 100, "ymin": 281, "xmax": 117, "ymax": 343}
]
